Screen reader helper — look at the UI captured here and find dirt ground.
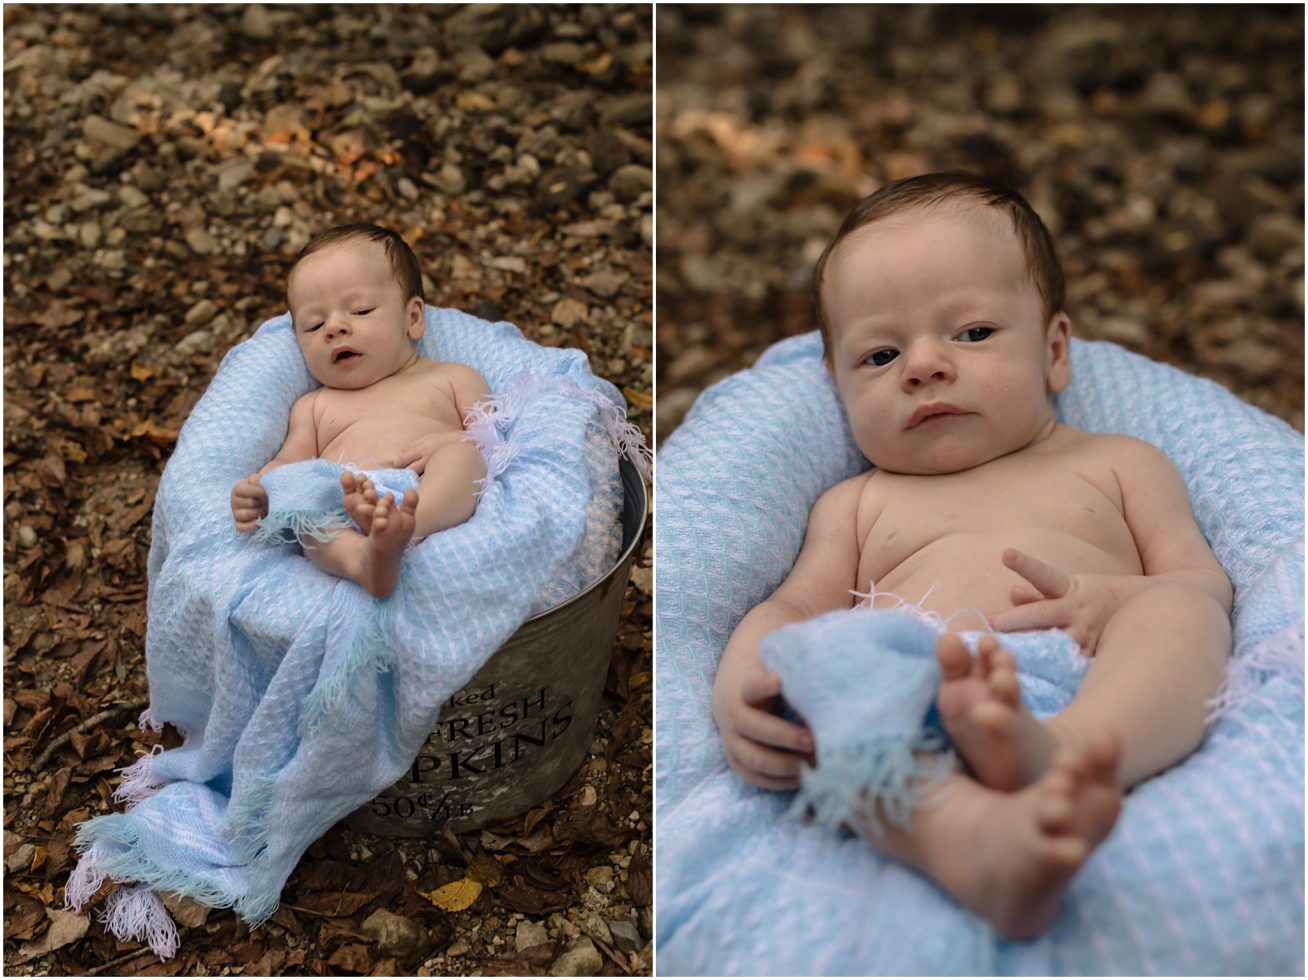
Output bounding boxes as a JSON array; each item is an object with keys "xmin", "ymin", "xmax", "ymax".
[
  {"xmin": 656, "ymin": 5, "xmax": 1303, "ymax": 440},
  {"xmin": 4, "ymin": 4, "xmax": 651, "ymax": 976}
]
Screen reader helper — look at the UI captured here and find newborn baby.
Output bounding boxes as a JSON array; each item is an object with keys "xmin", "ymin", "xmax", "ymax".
[
  {"xmin": 230, "ymin": 223, "xmax": 489, "ymax": 598},
  {"xmin": 712, "ymin": 172, "xmax": 1233, "ymax": 939}
]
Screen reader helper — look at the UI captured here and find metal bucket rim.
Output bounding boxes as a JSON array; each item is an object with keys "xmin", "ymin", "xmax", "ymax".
[{"xmin": 521, "ymin": 457, "xmax": 648, "ymax": 625}]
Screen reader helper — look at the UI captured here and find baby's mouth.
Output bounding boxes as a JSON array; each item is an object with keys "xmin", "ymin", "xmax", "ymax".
[{"xmin": 332, "ymin": 348, "xmax": 360, "ymax": 364}]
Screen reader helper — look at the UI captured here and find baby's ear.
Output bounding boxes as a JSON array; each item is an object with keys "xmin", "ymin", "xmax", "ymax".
[
  {"xmin": 406, "ymin": 297, "xmax": 426, "ymax": 342},
  {"xmin": 1045, "ymin": 312, "xmax": 1072, "ymax": 393}
]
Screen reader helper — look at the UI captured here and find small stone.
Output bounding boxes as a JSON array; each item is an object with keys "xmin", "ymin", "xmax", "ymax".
[
  {"xmin": 185, "ymin": 227, "xmax": 219, "ymax": 255},
  {"xmin": 6, "ymin": 842, "xmax": 35, "ymax": 874},
  {"xmin": 241, "ymin": 4, "xmax": 274, "ymax": 40},
  {"xmin": 579, "ymin": 910, "xmax": 611, "ymax": 946},
  {"xmin": 215, "ymin": 159, "xmax": 254, "ymax": 193},
  {"xmin": 433, "ymin": 162, "xmax": 466, "ymax": 196},
  {"xmin": 184, "ymin": 299, "xmax": 218, "ymax": 327},
  {"xmin": 607, "ymin": 918, "xmax": 642, "ymax": 955},
  {"xmin": 78, "ymin": 220, "xmax": 102, "ymax": 249},
  {"xmin": 361, "ymin": 909, "xmax": 429, "ymax": 959},
  {"xmin": 576, "ymin": 784, "xmax": 597, "ymax": 808},
  {"xmin": 551, "ymin": 297, "xmax": 589, "ymax": 328},
  {"xmin": 578, "ymin": 270, "xmax": 624, "ymax": 299},
  {"xmin": 446, "ymin": 940, "xmax": 469, "ymax": 957},
  {"xmin": 549, "ymin": 937, "xmax": 602, "ymax": 977},
  {"xmin": 83, "ymin": 114, "xmax": 140, "ymax": 152},
  {"xmin": 515, "ymin": 919, "xmax": 549, "ymax": 952},
  {"xmin": 584, "ymin": 866, "xmax": 614, "ymax": 890},
  {"xmin": 608, "ymin": 164, "xmax": 652, "ymax": 203}
]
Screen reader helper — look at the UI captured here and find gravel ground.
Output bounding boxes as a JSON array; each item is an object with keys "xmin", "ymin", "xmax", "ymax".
[{"xmin": 656, "ymin": 4, "xmax": 1303, "ymax": 441}]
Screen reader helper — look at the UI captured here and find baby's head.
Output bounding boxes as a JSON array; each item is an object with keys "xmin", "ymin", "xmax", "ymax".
[
  {"xmin": 812, "ymin": 172, "xmax": 1073, "ymax": 475},
  {"xmin": 287, "ymin": 223, "xmax": 427, "ymax": 389}
]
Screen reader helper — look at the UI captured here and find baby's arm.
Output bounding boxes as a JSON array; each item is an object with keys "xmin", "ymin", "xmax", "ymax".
[
  {"xmin": 231, "ymin": 393, "xmax": 319, "ymax": 531},
  {"xmin": 713, "ymin": 475, "xmax": 865, "ymax": 789},
  {"xmin": 994, "ymin": 438, "xmax": 1232, "ymax": 652},
  {"xmin": 391, "ymin": 364, "xmax": 491, "ymax": 474}
]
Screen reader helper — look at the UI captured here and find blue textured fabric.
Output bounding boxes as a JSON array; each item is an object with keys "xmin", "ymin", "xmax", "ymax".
[
  {"xmin": 66, "ymin": 307, "xmax": 645, "ymax": 956},
  {"xmin": 656, "ymin": 332, "xmax": 1304, "ymax": 976}
]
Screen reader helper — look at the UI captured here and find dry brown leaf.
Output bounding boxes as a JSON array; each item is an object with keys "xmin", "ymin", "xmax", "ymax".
[
  {"xmin": 15, "ymin": 907, "xmax": 88, "ymax": 962},
  {"xmin": 420, "ymin": 877, "xmax": 482, "ymax": 912}
]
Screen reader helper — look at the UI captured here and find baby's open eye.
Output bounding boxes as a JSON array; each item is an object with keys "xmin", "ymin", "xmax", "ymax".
[
  {"xmin": 867, "ymin": 349, "xmax": 899, "ymax": 367},
  {"xmin": 959, "ymin": 326, "xmax": 994, "ymax": 342}
]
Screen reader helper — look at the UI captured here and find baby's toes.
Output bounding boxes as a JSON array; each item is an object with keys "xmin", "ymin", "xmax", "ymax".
[
  {"xmin": 1034, "ymin": 770, "xmax": 1076, "ymax": 833},
  {"xmin": 987, "ymin": 660, "xmax": 1022, "ymax": 707},
  {"xmin": 1082, "ymin": 733, "xmax": 1121, "ymax": 785},
  {"xmin": 935, "ymin": 633, "xmax": 974, "ymax": 680},
  {"xmin": 399, "ymin": 488, "xmax": 419, "ymax": 515}
]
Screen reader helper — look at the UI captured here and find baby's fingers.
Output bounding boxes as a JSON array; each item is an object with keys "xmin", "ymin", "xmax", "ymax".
[
  {"xmin": 736, "ymin": 705, "xmax": 814, "ymax": 756},
  {"xmin": 726, "ymin": 736, "xmax": 808, "ymax": 785},
  {"xmin": 739, "ymin": 670, "xmax": 784, "ymax": 706},
  {"xmin": 993, "ymin": 598, "xmax": 1068, "ymax": 633},
  {"xmin": 1002, "ymin": 548, "xmax": 1071, "ymax": 599}
]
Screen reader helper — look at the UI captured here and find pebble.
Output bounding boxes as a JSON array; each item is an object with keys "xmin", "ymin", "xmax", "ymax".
[
  {"xmin": 361, "ymin": 909, "xmax": 429, "ymax": 959},
  {"xmin": 184, "ymin": 299, "xmax": 218, "ymax": 327},
  {"xmin": 185, "ymin": 227, "xmax": 219, "ymax": 255},
  {"xmin": 549, "ymin": 937, "xmax": 602, "ymax": 977},
  {"xmin": 82, "ymin": 114, "xmax": 140, "ymax": 151},
  {"xmin": 607, "ymin": 917, "xmax": 642, "ymax": 954},
  {"xmin": 515, "ymin": 919, "xmax": 549, "ymax": 952}
]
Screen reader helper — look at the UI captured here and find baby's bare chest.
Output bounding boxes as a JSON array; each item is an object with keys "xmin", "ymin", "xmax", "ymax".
[
  {"xmin": 315, "ymin": 376, "xmax": 464, "ymax": 460},
  {"xmin": 860, "ymin": 455, "xmax": 1139, "ymax": 580}
]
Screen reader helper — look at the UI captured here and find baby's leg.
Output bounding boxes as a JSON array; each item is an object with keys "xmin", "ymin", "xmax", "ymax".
[
  {"xmin": 411, "ymin": 441, "xmax": 487, "ymax": 539},
  {"xmin": 1045, "ymin": 584, "xmax": 1230, "ymax": 789},
  {"xmin": 857, "ymin": 736, "xmax": 1121, "ymax": 940},
  {"xmin": 301, "ymin": 492, "xmax": 418, "ymax": 599},
  {"xmin": 936, "ymin": 634, "xmax": 1058, "ymax": 791}
]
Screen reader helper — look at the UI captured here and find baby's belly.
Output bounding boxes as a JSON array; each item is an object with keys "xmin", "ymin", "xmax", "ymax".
[
  {"xmin": 861, "ymin": 530, "xmax": 1142, "ymax": 630},
  {"xmin": 320, "ymin": 419, "xmax": 465, "ymax": 470}
]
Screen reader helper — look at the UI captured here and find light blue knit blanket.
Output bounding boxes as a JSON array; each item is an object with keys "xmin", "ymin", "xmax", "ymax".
[
  {"xmin": 66, "ymin": 307, "xmax": 649, "ymax": 957},
  {"xmin": 656, "ymin": 333, "xmax": 1303, "ymax": 975}
]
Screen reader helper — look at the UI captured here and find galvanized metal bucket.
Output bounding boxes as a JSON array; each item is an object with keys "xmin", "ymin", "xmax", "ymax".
[{"xmin": 344, "ymin": 457, "xmax": 648, "ymax": 835}]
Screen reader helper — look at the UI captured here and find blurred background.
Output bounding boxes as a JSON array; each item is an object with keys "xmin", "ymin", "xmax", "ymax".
[
  {"xmin": 656, "ymin": 4, "xmax": 1304, "ymax": 442},
  {"xmin": 5, "ymin": 4, "xmax": 651, "ymax": 976}
]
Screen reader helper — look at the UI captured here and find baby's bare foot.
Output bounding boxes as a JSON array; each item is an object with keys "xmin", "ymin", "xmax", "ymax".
[
  {"xmin": 359, "ymin": 489, "xmax": 418, "ymax": 599},
  {"xmin": 341, "ymin": 472, "xmax": 379, "ymax": 535},
  {"xmin": 936, "ymin": 735, "xmax": 1122, "ymax": 940},
  {"xmin": 936, "ymin": 634, "xmax": 1057, "ymax": 791}
]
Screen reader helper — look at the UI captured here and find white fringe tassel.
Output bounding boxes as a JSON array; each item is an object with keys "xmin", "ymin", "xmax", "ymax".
[{"xmin": 101, "ymin": 885, "xmax": 180, "ymax": 960}]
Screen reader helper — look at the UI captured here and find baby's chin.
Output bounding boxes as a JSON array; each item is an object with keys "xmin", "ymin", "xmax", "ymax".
[{"xmin": 860, "ymin": 442, "xmax": 1019, "ymax": 476}]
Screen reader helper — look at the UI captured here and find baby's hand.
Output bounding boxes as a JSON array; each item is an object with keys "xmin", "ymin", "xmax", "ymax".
[
  {"xmin": 231, "ymin": 474, "xmax": 268, "ymax": 532},
  {"xmin": 391, "ymin": 433, "xmax": 460, "ymax": 475},
  {"xmin": 992, "ymin": 548, "xmax": 1137, "ymax": 657},
  {"xmin": 712, "ymin": 666, "xmax": 815, "ymax": 791}
]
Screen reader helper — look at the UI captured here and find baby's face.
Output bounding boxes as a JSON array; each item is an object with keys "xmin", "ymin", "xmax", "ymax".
[
  {"xmin": 823, "ymin": 206, "xmax": 1070, "ymax": 475},
  {"xmin": 287, "ymin": 239, "xmax": 424, "ymax": 389}
]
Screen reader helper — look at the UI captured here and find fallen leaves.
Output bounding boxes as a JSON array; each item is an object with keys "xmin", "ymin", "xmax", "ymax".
[{"xmin": 422, "ymin": 878, "xmax": 483, "ymax": 913}]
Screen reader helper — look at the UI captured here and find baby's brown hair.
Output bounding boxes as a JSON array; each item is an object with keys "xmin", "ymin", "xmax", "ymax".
[
  {"xmin": 289, "ymin": 222, "xmax": 425, "ymax": 304},
  {"xmin": 812, "ymin": 172, "xmax": 1065, "ymax": 361}
]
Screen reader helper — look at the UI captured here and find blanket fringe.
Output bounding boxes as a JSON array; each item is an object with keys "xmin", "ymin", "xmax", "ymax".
[
  {"xmin": 1206, "ymin": 618, "xmax": 1305, "ymax": 724},
  {"xmin": 113, "ymin": 744, "xmax": 166, "ymax": 807},
  {"xmin": 102, "ymin": 885, "xmax": 179, "ymax": 960},
  {"xmin": 791, "ymin": 731, "xmax": 956, "ymax": 836},
  {"xmin": 253, "ymin": 508, "xmax": 353, "ymax": 548},
  {"xmin": 463, "ymin": 371, "xmax": 652, "ymax": 488}
]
